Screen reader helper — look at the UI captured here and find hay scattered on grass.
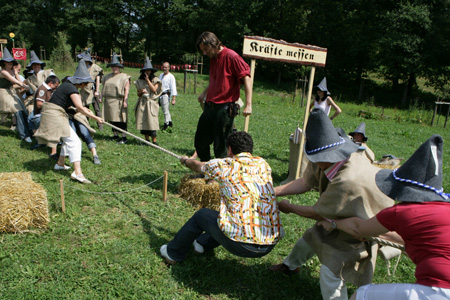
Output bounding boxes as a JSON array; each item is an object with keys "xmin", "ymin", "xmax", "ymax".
[
  {"xmin": 0, "ymin": 172, "xmax": 49, "ymax": 233},
  {"xmin": 178, "ymin": 174, "xmax": 220, "ymax": 210},
  {"xmin": 373, "ymin": 163, "xmax": 397, "ymax": 170}
]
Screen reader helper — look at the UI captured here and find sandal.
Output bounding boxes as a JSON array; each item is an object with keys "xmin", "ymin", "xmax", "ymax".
[{"xmin": 71, "ymin": 172, "xmax": 92, "ymax": 184}]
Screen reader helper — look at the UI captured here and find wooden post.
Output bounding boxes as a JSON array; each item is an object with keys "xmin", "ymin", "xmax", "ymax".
[
  {"xmin": 295, "ymin": 66, "xmax": 316, "ymax": 179},
  {"xmin": 183, "ymin": 70, "xmax": 187, "ymax": 93},
  {"xmin": 244, "ymin": 59, "xmax": 256, "ymax": 132},
  {"xmin": 293, "ymin": 79, "xmax": 299, "ymax": 103},
  {"xmin": 162, "ymin": 171, "xmax": 168, "ymax": 201},
  {"xmin": 194, "ymin": 70, "xmax": 197, "ymax": 94},
  {"xmin": 445, "ymin": 103, "xmax": 450, "ymax": 129},
  {"xmin": 59, "ymin": 179, "xmax": 66, "ymax": 213},
  {"xmin": 431, "ymin": 100, "xmax": 438, "ymax": 126}
]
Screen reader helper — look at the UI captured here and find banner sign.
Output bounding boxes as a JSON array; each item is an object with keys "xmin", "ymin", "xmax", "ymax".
[
  {"xmin": 12, "ymin": 48, "xmax": 27, "ymax": 60},
  {"xmin": 0, "ymin": 39, "xmax": 7, "ymax": 44},
  {"xmin": 243, "ymin": 36, "xmax": 327, "ymax": 67}
]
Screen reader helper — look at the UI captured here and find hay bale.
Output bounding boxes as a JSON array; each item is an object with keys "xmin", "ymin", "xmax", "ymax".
[
  {"xmin": 0, "ymin": 172, "xmax": 49, "ymax": 233},
  {"xmin": 373, "ymin": 163, "xmax": 397, "ymax": 170},
  {"xmin": 179, "ymin": 174, "xmax": 220, "ymax": 210}
]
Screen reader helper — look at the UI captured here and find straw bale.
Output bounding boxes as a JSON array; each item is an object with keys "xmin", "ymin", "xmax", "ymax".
[
  {"xmin": 0, "ymin": 172, "xmax": 49, "ymax": 233},
  {"xmin": 372, "ymin": 163, "xmax": 398, "ymax": 170},
  {"xmin": 179, "ymin": 174, "xmax": 220, "ymax": 210}
]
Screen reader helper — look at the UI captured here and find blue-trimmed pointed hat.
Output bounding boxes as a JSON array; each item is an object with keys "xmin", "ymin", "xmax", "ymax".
[
  {"xmin": 0, "ymin": 48, "xmax": 18, "ymax": 66},
  {"xmin": 77, "ymin": 49, "xmax": 93, "ymax": 63},
  {"xmin": 68, "ymin": 59, "xmax": 94, "ymax": 85},
  {"xmin": 28, "ymin": 50, "xmax": 46, "ymax": 68},
  {"xmin": 315, "ymin": 77, "xmax": 330, "ymax": 95},
  {"xmin": 140, "ymin": 57, "xmax": 157, "ymax": 72},
  {"xmin": 107, "ymin": 53, "xmax": 123, "ymax": 68},
  {"xmin": 349, "ymin": 122, "xmax": 368, "ymax": 142},
  {"xmin": 376, "ymin": 135, "xmax": 448, "ymax": 203},
  {"xmin": 304, "ymin": 108, "xmax": 359, "ymax": 163}
]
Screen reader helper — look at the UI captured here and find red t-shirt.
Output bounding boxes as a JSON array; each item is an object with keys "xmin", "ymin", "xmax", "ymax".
[
  {"xmin": 206, "ymin": 47, "xmax": 250, "ymax": 105},
  {"xmin": 377, "ymin": 202, "xmax": 450, "ymax": 289}
]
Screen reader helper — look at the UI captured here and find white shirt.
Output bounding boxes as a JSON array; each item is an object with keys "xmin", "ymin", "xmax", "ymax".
[
  {"xmin": 314, "ymin": 98, "xmax": 331, "ymax": 116},
  {"xmin": 158, "ymin": 72, "xmax": 177, "ymax": 96}
]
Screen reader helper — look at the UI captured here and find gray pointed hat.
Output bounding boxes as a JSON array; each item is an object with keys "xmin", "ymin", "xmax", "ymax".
[
  {"xmin": 68, "ymin": 59, "xmax": 94, "ymax": 85},
  {"xmin": 304, "ymin": 108, "xmax": 359, "ymax": 163},
  {"xmin": 0, "ymin": 48, "xmax": 18, "ymax": 66},
  {"xmin": 375, "ymin": 134, "xmax": 449, "ymax": 203},
  {"xmin": 140, "ymin": 57, "xmax": 157, "ymax": 72},
  {"xmin": 316, "ymin": 77, "xmax": 330, "ymax": 95},
  {"xmin": 77, "ymin": 49, "xmax": 93, "ymax": 63},
  {"xmin": 28, "ymin": 50, "xmax": 46, "ymax": 68},
  {"xmin": 349, "ymin": 122, "xmax": 368, "ymax": 142},
  {"xmin": 107, "ymin": 53, "xmax": 123, "ymax": 68}
]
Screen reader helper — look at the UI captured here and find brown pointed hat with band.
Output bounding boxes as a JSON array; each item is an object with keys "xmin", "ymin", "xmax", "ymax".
[
  {"xmin": 140, "ymin": 57, "xmax": 157, "ymax": 73},
  {"xmin": 107, "ymin": 53, "xmax": 123, "ymax": 68},
  {"xmin": 68, "ymin": 59, "xmax": 94, "ymax": 85},
  {"xmin": 375, "ymin": 134, "xmax": 449, "ymax": 203},
  {"xmin": 0, "ymin": 48, "xmax": 18, "ymax": 66},
  {"xmin": 28, "ymin": 50, "xmax": 46, "ymax": 68},
  {"xmin": 304, "ymin": 108, "xmax": 359, "ymax": 163},
  {"xmin": 349, "ymin": 122, "xmax": 368, "ymax": 142}
]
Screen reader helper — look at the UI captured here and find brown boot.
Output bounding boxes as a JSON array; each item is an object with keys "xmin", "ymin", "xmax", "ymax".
[{"xmin": 268, "ymin": 263, "xmax": 300, "ymax": 275}]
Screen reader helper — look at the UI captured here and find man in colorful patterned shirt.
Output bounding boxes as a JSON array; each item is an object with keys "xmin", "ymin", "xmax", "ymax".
[{"xmin": 160, "ymin": 131, "xmax": 284, "ymax": 264}]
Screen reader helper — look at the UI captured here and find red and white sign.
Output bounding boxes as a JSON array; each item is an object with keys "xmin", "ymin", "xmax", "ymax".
[{"xmin": 12, "ymin": 48, "xmax": 27, "ymax": 60}]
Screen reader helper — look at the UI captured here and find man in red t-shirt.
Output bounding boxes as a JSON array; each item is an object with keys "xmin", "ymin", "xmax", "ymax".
[{"xmin": 194, "ymin": 31, "xmax": 252, "ymax": 161}]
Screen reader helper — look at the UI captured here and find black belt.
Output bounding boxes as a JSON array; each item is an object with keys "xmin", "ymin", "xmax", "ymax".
[
  {"xmin": 161, "ymin": 91, "xmax": 171, "ymax": 96},
  {"xmin": 205, "ymin": 102, "xmax": 230, "ymax": 110}
]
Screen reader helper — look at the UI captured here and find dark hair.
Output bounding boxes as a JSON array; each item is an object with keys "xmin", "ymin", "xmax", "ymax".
[
  {"xmin": 139, "ymin": 70, "xmax": 155, "ymax": 80},
  {"xmin": 45, "ymin": 75, "xmax": 60, "ymax": 85},
  {"xmin": 61, "ymin": 76, "xmax": 70, "ymax": 83},
  {"xmin": 227, "ymin": 131, "xmax": 253, "ymax": 155},
  {"xmin": 196, "ymin": 32, "xmax": 222, "ymax": 53},
  {"xmin": 315, "ymin": 89, "xmax": 328, "ymax": 102}
]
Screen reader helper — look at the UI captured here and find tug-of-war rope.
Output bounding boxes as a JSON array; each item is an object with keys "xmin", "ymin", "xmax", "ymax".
[{"xmin": 62, "ymin": 123, "xmax": 406, "ymax": 251}]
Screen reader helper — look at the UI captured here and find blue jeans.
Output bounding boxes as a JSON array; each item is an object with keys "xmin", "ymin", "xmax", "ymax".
[
  {"xmin": 69, "ymin": 119, "xmax": 96, "ymax": 150},
  {"xmin": 15, "ymin": 109, "xmax": 31, "ymax": 139},
  {"xmin": 167, "ymin": 208, "xmax": 274, "ymax": 262},
  {"xmin": 28, "ymin": 112, "xmax": 41, "ymax": 131}
]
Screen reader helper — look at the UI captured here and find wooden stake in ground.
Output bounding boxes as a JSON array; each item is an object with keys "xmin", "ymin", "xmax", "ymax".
[
  {"xmin": 244, "ymin": 59, "xmax": 256, "ymax": 132},
  {"xmin": 60, "ymin": 179, "xmax": 66, "ymax": 213},
  {"xmin": 163, "ymin": 171, "xmax": 168, "ymax": 201}
]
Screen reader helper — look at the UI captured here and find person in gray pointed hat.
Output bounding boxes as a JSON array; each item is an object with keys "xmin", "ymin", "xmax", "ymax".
[
  {"xmin": 0, "ymin": 48, "xmax": 32, "ymax": 141},
  {"xmin": 24, "ymin": 51, "xmax": 55, "ymax": 110},
  {"xmin": 348, "ymin": 122, "xmax": 375, "ymax": 163},
  {"xmin": 134, "ymin": 57, "xmax": 162, "ymax": 145},
  {"xmin": 100, "ymin": 53, "xmax": 130, "ymax": 144},
  {"xmin": 77, "ymin": 49, "xmax": 103, "ymax": 130},
  {"xmin": 34, "ymin": 59, "xmax": 104, "ymax": 184},
  {"xmin": 269, "ymin": 108, "xmax": 394, "ymax": 299},
  {"xmin": 317, "ymin": 134, "xmax": 450, "ymax": 300},
  {"xmin": 310, "ymin": 77, "xmax": 342, "ymax": 121}
]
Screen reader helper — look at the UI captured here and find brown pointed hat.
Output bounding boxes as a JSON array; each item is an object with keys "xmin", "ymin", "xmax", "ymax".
[
  {"xmin": 0, "ymin": 48, "xmax": 18, "ymax": 66},
  {"xmin": 304, "ymin": 108, "xmax": 359, "ymax": 163},
  {"xmin": 375, "ymin": 134, "xmax": 449, "ymax": 203},
  {"xmin": 140, "ymin": 57, "xmax": 157, "ymax": 72},
  {"xmin": 68, "ymin": 59, "xmax": 94, "ymax": 85},
  {"xmin": 107, "ymin": 53, "xmax": 123, "ymax": 68}
]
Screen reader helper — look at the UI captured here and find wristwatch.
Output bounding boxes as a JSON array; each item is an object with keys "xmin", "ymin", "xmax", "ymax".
[{"xmin": 324, "ymin": 218, "xmax": 337, "ymax": 229}]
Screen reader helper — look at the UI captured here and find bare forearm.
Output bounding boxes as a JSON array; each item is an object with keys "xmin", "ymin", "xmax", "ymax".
[{"xmin": 275, "ymin": 177, "xmax": 311, "ymax": 197}]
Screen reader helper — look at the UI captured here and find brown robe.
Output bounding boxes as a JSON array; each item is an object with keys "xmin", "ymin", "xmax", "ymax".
[
  {"xmin": 134, "ymin": 77, "xmax": 162, "ymax": 131},
  {"xmin": 102, "ymin": 72, "xmax": 130, "ymax": 122},
  {"xmin": 0, "ymin": 73, "xmax": 23, "ymax": 114},
  {"xmin": 80, "ymin": 63, "xmax": 103, "ymax": 106},
  {"xmin": 34, "ymin": 102, "xmax": 71, "ymax": 148},
  {"xmin": 302, "ymin": 152, "xmax": 394, "ymax": 286}
]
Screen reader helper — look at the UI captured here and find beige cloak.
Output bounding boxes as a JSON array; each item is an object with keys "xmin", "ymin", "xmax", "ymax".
[
  {"xmin": 0, "ymin": 74, "xmax": 24, "ymax": 114},
  {"xmin": 102, "ymin": 72, "xmax": 130, "ymax": 122},
  {"xmin": 302, "ymin": 152, "xmax": 394, "ymax": 287},
  {"xmin": 134, "ymin": 77, "xmax": 162, "ymax": 131},
  {"xmin": 34, "ymin": 102, "xmax": 71, "ymax": 148},
  {"xmin": 80, "ymin": 64, "xmax": 103, "ymax": 106}
]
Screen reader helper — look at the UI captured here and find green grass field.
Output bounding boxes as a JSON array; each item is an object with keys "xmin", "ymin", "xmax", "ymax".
[{"xmin": 0, "ymin": 65, "xmax": 449, "ymax": 299}]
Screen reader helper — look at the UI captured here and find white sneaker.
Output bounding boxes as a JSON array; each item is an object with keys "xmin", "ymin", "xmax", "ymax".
[
  {"xmin": 160, "ymin": 244, "xmax": 176, "ymax": 265},
  {"xmin": 24, "ymin": 137, "xmax": 32, "ymax": 143},
  {"xmin": 54, "ymin": 164, "xmax": 71, "ymax": 171},
  {"xmin": 70, "ymin": 172, "xmax": 92, "ymax": 184},
  {"xmin": 193, "ymin": 240, "xmax": 204, "ymax": 254}
]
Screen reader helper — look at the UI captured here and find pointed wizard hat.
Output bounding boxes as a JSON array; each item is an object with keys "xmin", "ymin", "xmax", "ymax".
[
  {"xmin": 107, "ymin": 53, "xmax": 123, "ymax": 68},
  {"xmin": 349, "ymin": 122, "xmax": 368, "ymax": 142},
  {"xmin": 28, "ymin": 50, "xmax": 46, "ymax": 68},
  {"xmin": 0, "ymin": 48, "xmax": 18, "ymax": 66},
  {"xmin": 375, "ymin": 134, "xmax": 449, "ymax": 203},
  {"xmin": 140, "ymin": 57, "xmax": 157, "ymax": 72},
  {"xmin": 77, "ymin": 49, "xmax": 93, "ymax": 63},
  {"xmin": 315, "ymin": 77, "xmax": 330, "ymax": 95},
  {"xmin": 68, "ymin": 59, "xmax": 94, "ymax": 85},
  {"xmin": 304, "ymin": 108, "xmax": 359, "ymax": 163}
]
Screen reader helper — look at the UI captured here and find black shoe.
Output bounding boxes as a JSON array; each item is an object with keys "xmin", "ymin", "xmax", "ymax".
[
  {"xmin": 109, "ymin": 136, "xmax": 119, "ymax": 141},
  {"xmin": 49, "ymin": 153, "xmax": 59, "ymax": 161},
  {"xmin": 169, "ymin": 121, "xmax": 173, "ymax": 127},
  {"xmin": 117, "ymin": 137, "xmax": 127, "ymax": 144},
  {"xmin": 162, "ymin": 123, "xmax": 169, "ymax": 130},
  {"xmin": 30, "ymin": 143, "xmax": 45, "ymax": 150},
  {"xmin": 153, "ymin": 141, "xmax": 159, "ymax": 146}
]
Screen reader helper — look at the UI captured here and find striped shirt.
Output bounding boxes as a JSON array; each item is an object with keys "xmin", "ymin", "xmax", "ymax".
[{"xmin": 202, "ymin": 153, "xmax": 284, "ymax": 245}]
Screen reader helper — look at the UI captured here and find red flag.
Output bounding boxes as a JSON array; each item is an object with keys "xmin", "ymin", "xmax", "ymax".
[{"xmin": 12, "ymin": 48, "xmax": 27, "ymax": 60}]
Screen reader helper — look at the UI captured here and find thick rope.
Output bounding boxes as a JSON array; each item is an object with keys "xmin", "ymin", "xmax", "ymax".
[
  {"xmin": 369, "ymin": 236, "xmax": 405, "ymax": 251},
  {"xmin": 102, "ymin": 121, "xmax": 181, "ymax": 159}
]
